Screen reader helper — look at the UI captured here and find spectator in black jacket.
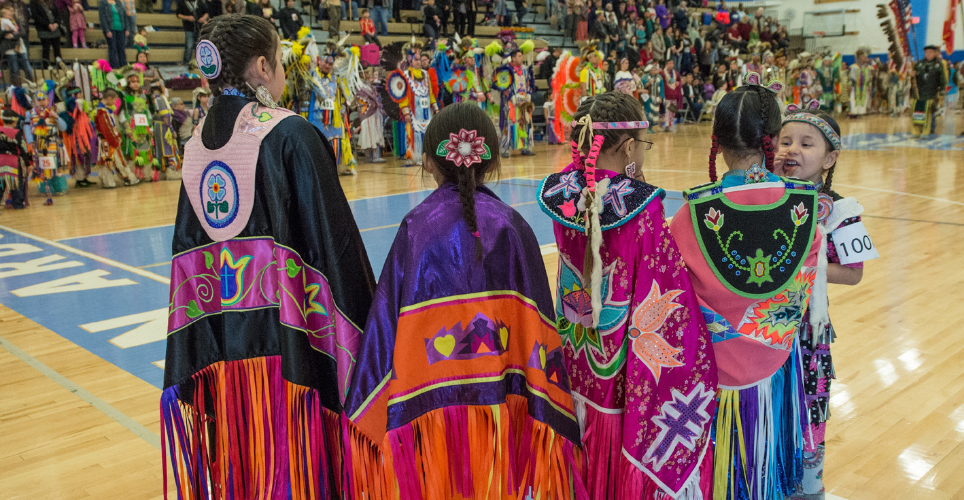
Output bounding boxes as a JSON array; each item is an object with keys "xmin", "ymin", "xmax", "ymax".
[
  {"xmin": 31, "ymin": 0, "xmax": 63, "ymax": 68},
  {"xmin": 680, "ymin": 72, "xmax": 702, "ymax": 120},
  {"xmin": 538, "ymin": 46, "xmax": 561, "ymax": 81},
  {"xmin": 422, "ymin": 0, "xmax": 440, "ymax": 41},
  {"xmin": 275, "ymin": 0, "xmax": 304, "ymax": 39}
]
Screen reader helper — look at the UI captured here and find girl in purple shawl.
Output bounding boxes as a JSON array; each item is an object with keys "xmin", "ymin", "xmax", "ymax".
[
  {"xmin": 538, "ymin": 91, "xmax": 717, "ymax": 500},
  {"xmin": 344, "ymin": 102, "xmax": 586, "ymax": 500}
]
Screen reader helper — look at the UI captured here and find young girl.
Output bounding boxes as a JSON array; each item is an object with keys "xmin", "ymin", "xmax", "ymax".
[
  {"xmin": 538, "ymin": 91, "xmax": 717, "ymax": 499},
  {"xmin": 190, "ymin": 86, "xmax": 210, "ymax": 134},
  {"xmin": 133, "ymin": 26, "xmax": 149, "ymax": 52},
  {"xmin": 669, "ymin": 74, "xmax": 823, "ymax": 500},
  {"xmin": 774, "ymin": 104, "xmax": 875, "ymax": 500},
  {"xmin": 162, "ymin": 14, "xmax": 374, "ymax": 499},
  {"xmin": 345, "ymin": 102, "xmax": 584, "ymax": 499},
  {"xmin": 69, "ymin": 0, "xmax": 87, "ymax": 48}
]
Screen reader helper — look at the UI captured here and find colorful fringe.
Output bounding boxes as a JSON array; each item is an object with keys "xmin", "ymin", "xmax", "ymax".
[
  {"xmin": 344, "ymin": 395, "xmax": 586, "ymax": 500},
  {"xmin": 579, "ymin": 407, "xmax": 713, "ymax": 500},
  {"xmin": 160, "ymin": 356, "xmax": 343, "ymax": 500},
  {"xmin": 712, "ymin": 347, "xmax": 805, "ymax": 500}
]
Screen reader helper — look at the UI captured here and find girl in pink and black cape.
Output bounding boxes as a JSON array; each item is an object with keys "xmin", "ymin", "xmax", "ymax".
[
  {"xmin": 161, "ymin": 15, "xmax": 375, "ymax": 499},
  {"xmin": 538, "ymin": 91, "xmax": 718, "ymax": 500},
  {"xmin": 669, "ymin": 74, "xmax": 823, "ymax": 500},
  {"xmin": 344, "ymin": 102, "xmax": 585, "ymax": 500}
]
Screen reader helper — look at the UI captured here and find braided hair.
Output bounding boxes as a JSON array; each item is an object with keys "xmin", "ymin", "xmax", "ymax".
[
  {"xmin": 569, "ymin": 92, "xmax": 647, "ymax": 327},
  {"xmin": 570, "ymin": 92, "xmax": 646, "ymax": 157},
  {"xmin": 198, "ymin": 15, "xmax": 279, "ymax": 97},
  {"xmin": 709, "ymin": 84, "xmax": 782, "ymax": 181},
  {"xmin": 422, "ymin": 102, "xmax": 501, "ymax": 260}
]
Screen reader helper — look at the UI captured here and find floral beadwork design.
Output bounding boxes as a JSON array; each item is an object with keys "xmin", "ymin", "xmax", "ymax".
[
  {"xmin": 199, "ymin": 161, "xmax": 239, "ymax": 229},
  {"xmin": 435, "ymin": 128, "xmax": 492, "ymax": 167},
  {"xmin": 704, "ymin": 203, "xmax": 810, "ymax": 288}
]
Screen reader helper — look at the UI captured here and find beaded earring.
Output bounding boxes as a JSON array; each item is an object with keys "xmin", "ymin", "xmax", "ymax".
[{"xmin": 246, "ymin": 83, "xmax": 278, "ymax": 109}]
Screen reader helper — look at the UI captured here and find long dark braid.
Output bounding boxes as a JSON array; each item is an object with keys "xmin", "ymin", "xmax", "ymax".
[
  {"xmin": 457, "ymin": 171, "xmax": 482, "ymax": 259},
  {"xmin": 755, "ymin": 86, "xmax": 777, "ymax": 171},
  {"xmin": 198, "ymin": 15, "xmax": 279, "ymax": 97}
]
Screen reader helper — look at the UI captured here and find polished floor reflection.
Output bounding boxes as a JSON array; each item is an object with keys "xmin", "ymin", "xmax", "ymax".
[{"xmin": 1, "ymin": 111, "xmax": 963, "ymax": 499}]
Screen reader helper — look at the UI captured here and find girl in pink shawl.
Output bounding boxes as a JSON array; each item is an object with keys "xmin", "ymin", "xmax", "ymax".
[{"xmin": 538, "ymin": 91, "xmax": 718, "ymax": 500}]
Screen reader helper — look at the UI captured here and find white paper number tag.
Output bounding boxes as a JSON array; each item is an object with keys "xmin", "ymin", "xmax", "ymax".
[
  {"xmin": 320, "ymin": 98, "xmax": 335, "ymax": 110},
  {"xmin": 831, "ymin": 221, "xmax": 879, "ymax": 265},
  {"xmin": 417, "ymin": 97, "xmax": 430, "ymax": 109},
  {"xmin": 39, "ymin": 156, "xmax": 56, "ymax": 170},
  {"xmin": 134, "ymin": 114, "xmax": 149, "ymax": 127}
]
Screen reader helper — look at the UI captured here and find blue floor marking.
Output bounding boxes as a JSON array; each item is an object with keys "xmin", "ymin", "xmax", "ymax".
[{"xmin": 0, "ymin": 182, "xmax": 684, "ymax": 390}]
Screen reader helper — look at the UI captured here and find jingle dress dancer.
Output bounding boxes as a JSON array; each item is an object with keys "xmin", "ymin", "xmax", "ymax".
[{"xmin": 161, "ymin": 15, "xmax": 375, "ymax": 499}]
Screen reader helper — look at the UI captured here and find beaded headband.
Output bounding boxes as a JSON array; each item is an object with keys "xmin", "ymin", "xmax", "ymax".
[
  {"xmin": 783, "ymin": 110, "xmax": 841, "ymax": 151},
  {"xmin": 436, "ymin": 128, "xmax": 492, "ymax": 167}
]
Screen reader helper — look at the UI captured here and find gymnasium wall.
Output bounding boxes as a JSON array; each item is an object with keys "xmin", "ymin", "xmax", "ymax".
[{"xmin": 770, "ymin": 0, "xmax": 963, "ymax": 62}]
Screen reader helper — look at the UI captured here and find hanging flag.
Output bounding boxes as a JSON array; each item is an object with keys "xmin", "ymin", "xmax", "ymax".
[{"xmin": 944, "ymin": 0, "xmax": 960, "ymax": 53}]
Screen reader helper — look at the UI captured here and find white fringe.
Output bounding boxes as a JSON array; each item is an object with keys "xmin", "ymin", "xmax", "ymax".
[
  {"xmin": 589, "ymin": 178, "xmax": 609, "ymax": 329},
  {"xmin": 808, "ymin": 224, "xmax": 830, "ymax": 334}
]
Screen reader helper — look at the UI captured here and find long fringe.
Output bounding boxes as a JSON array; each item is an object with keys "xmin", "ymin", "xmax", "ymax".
[
  {"xmin": 344, "ymin": 396, "xmax": 586, "ymax": 500},
  {"xmin": 161, "ymin": 356, "xmax": 342, "ymax": 500},
  {"xmin": 712, "ymin": 352, "xmax": 804, "ymax": 500},
  {"xmin": 576, "ymin": 403, "xmax": 712, "ymax": 500}
]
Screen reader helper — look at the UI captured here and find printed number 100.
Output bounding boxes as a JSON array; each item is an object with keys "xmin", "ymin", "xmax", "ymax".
[{"xmin": 837, "ymin": 235, "xmax": 873, "ymax": 258}]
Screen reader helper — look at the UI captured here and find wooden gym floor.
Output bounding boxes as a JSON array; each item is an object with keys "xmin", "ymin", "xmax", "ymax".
[{"xmin": 1, "ymin": 112, "xmax": 963, "ymax": 499}]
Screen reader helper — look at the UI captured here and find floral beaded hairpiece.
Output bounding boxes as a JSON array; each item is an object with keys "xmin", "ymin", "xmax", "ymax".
[
  {"xmin": 436, "ymin": 129, "xmax": 492, "ymax": 167},
  {"xmin": 783, "ymin": 101, "xmax": 842, "ymax": 151}
]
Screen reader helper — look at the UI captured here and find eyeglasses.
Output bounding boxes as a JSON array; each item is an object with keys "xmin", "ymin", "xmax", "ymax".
[{"xmin": 633, "ymin": 138, "xmax": 654, "ymax": 151}]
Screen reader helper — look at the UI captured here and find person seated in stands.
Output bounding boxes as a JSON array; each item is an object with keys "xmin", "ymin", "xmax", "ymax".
[
  {"xmin": 681, "ymin": 72, "xmax": 703, "ymax": 121},
  {"xmin": 275, "ymin": 0, "xmax": 304, "ymax": 39},
  {"xmin": 422, "ymin": 0, "xmax": 440, "ymax": 42}
]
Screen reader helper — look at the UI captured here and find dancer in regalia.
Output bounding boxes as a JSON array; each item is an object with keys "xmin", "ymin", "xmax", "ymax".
[
  {"xmin": 848, "ymin": 48, "xmax": 873, "ymax": 117},
  {"xmin": 94, "ymin": 89, "xmax": 138, "ymax": 188},
  {"xmin": 539, "ymin": 91, "xmax": 717, "ymax": 499},
  {"xmin": 815, "ymin": 57, "xmax": 836, "ymax": 112},
  {"xmin": 492, "ymin": 42, "xmax": 536, "ymax": 158},
  {"xmin": 121, "ymin": 72, "xmax": 160, "ymax": 181},
  {"xmin": 161, "ymin": 15, "xmax": 375, "ymax": 499},
  {"xmin": 774, "ymin": 103, "xmax": 877, "ymax": 500},
  {"xmin": 386, "ymin": 40, "xmax": 438, "ymax": 166},
  {"xmin": 579, "ymin": 40, "xmax": 605, "ymax": 101},
  {"xmin": 910, "ymin": 45, "xmax": 947, "ymax": 137},
  {"xmin": 0, "ymin": 110, "xmax": 31, "ymax": 209},
  {"xmin": 668, "ymin": 74, "xmax": 823, "ymax": 500},
  {"xmin": 26, "ymin": 85, "xmax": 67, "ymax": 205},
  {"xmin": 61, "ymin": 93, "xmax": 96, "ymax": 188},
  {"xmin": 308, "ymin": 39, "xmax": 358, "ymax": 175},
  {"xmin": 344, "ymin": 102, "xmax": 584, "ymax": 500},
  {"xmin": 446, "ymin": 37, "xmax": 488, "ymax": 107}
]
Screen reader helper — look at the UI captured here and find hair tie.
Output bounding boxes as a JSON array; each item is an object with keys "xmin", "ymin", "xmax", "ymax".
[
  {"xmin": 786, "ymin": 99, "xmax": 821, "ymax": 113},
  {"xmin": 744, "ymin": 71, "xmax": 783, "ymax": 94},
  {"xmin": 435, "ymin": 128, "xmax": 492, "ymax": 167},
  {"xmin": 575, "ymin": 115, "xmax": 594, "ymax": 153},
  {"xmin": 472, "ymin": 231, "xmax": 480, "ymax": 238}
]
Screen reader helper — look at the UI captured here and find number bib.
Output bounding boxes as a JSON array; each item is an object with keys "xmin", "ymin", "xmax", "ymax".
[
  {"xmin": 39, "ymin": 156, "xmax": 56, "ymax": 170},
  {"xmin": 320, "ymin": 98, "xmax": 335, "ymax": 111},
  {"xmin": 134, "ymin": 114, "xmax": 150, "ymax": 127},
  {"xmin": 831, "ymin": 221, "xmax": 879, "ymax": 265},
  {"xmin": 417, "ymin": 97, "xmax": 430, "ymax": 120}
]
